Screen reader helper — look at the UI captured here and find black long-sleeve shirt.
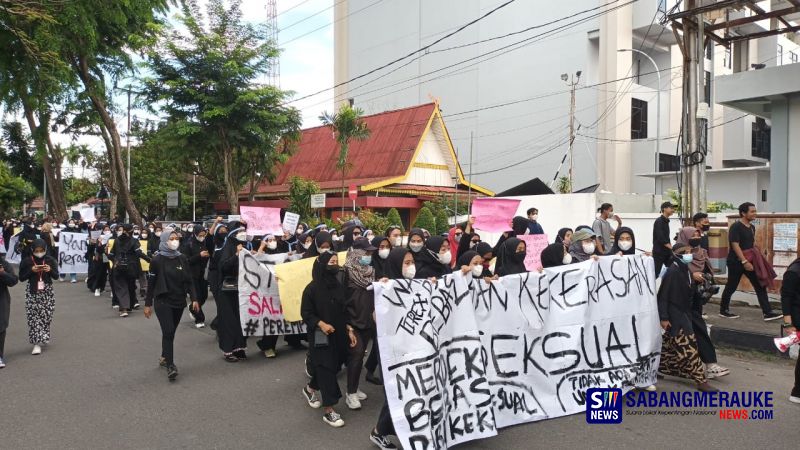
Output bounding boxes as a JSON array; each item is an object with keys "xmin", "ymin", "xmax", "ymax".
[
  {"xmin": 780, "ymin": 261, "xmax": 800, "ymax": 328},
  {"xmin": 145, "ymin": 254, "xmax": 196, "ymax": 308},
  {"xmin": 652, "ymin": 215, "xmax": 671, "ymax": 254},
  {"xmin": 18, "ymin": 255, "xmax": 59, "ymax": 294}
]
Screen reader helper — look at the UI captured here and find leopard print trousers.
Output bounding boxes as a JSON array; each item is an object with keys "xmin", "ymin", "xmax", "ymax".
[{"xmin": 658, "ymin": 332, "xmax": 707, "ymax": 384}]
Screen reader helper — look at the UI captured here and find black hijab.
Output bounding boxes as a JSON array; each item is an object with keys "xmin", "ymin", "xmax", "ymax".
[
  {"xmin": 475, "ymin": 242, "xmax": 493, "ymax": 260},
  {"xmin": 341, "ymin": 225, "xmax": 362, "ymax": 250},
  {"xmin": 512, "ymin": 216, "xmax": 529, "ymax": 235},
  {"xmin": 307, "ymin": 231, "xmax": 333, "ymax": 258},
  {"xmin": 415, "ymin": 236, "xmax": 451, "ymax": 279},
  {"xmin": 495, "ymin": 237, "xmax": 527, "ymax": 276},
  {"xmin": 385, "ymin": 247, "xmax": 410, "ymax": 280},
  {"xmin": 540, "ymin": 243, "xmax": 566, "ymax": 268},
  {"xmin": 555, "ymin": 228, "xmax": 573, "ymax": 245},
  {"xmin": 607, "ymin": 226, "xmax": 636, "ymax": 255},
  {"xmin": 457, "ymin": 250, "xmax": 480, "ymax": 269},
  {"xmin": 371, "ymin": 236, "xmax": 390, "ymax": 279}
]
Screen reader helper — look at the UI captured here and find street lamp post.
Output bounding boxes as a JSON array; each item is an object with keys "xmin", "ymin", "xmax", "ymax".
[{"xmin": 618, "ymin": 48, "xmax": 661, "ymax": 194}]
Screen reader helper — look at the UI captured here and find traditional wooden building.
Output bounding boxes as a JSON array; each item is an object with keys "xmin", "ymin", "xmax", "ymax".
[{"xmin": 230, "ymin": 102, "xmax": 493, "ymax": 227}]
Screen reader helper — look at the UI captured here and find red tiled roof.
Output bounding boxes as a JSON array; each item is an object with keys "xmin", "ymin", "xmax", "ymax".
[{"xmin": 251, "ymin": 103, "xmax": 436, "ymax": 195}]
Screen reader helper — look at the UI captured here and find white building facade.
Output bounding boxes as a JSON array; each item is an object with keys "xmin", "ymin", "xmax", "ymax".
[{"xmin": 333, "ymin": 0, "xmax": 800, "ymax": 211}]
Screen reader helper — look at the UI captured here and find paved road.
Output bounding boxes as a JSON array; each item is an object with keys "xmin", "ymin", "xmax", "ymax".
[{"xmin": 1, "ymin": 280, "xmax": 797, "ymax": 449}]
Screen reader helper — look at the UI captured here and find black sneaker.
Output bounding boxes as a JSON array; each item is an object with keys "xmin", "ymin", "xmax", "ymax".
[
  {"xmin": 167, "ymin": 364, "xmax": 178, "ymax": 381},
  {"xmin": 233, "ymin": 350, "xmax": 247, "ymax": 360},
  {"xmin": 370, "ymin": 429, "xmax": 397, "ymax": 449},
  {"xmin": 132, "ymin": 303, "xmax": 141, "ymax": 310},
  {"xmin": 718, "ymin": 310, "xmax": 740, "ymax": 319},
  {"xmin": 224, "ymin": 354, "xmax": 239, "ymax": 363},
  {"xmin": 764, "ymin": 312, "xmax": 784, "ymax": 321}
]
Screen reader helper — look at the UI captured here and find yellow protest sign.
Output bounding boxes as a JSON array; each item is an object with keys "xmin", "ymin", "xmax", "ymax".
[
  {"xmin": 106, "ymin": 238, "xmax": 149, "ymax": 271},
  {"xmin": 273, "ymin": 251, "xmax": 346, "ymax": 323}
]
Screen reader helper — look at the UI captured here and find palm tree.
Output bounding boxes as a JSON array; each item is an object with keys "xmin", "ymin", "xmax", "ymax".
[{"xmin": 319, "ymin": 104, "xmax": 371, "ymax": 215}]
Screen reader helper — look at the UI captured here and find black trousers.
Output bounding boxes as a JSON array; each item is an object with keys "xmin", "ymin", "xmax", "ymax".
[
  {"xmin": 0, "ymin": 329, "xmax": 6, "ymax": 358},
  {"xmin": 191, "ymin": 276, "xmax": 208, "ymax": 324},
  {"xmin": 376, "ymin": 399, "xmax": 395, "ymax": 436},
  {"xmin": 308, "ymin": 363, "xmax": 341, "ymax": 408},
  {"xmin": 365, "ymin": 333, "xmax": 380, "ymax": 374},
  {"xmin": 155, "ymin": 303, "xmax": 184, "ymax": 365},
  {"xmin": 720, "ymin": 261, "xmax": 773, "ymax": 314},
  {"xmin": 794, "ymin": 355, "xmax": 800, "ymax": 397},
  {"xmin": 691, "ymin": 295, "xmax": 716, "ymax": 364},
  {"xmin": 216, "ymin": 291, "xmax": 246, "ymax": 354},
  {"xmin": 347, "ymin": 328, "xmax": 370, "ymax": 394},
  {"xmin": 654, "ymin": 252, "xmax": 671, "ymax": 277}
]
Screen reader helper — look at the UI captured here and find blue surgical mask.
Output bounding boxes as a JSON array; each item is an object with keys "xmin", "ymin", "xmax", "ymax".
[
  {"xmin": 359, "ymin": 255, "xmax": 372, "ymax": 266},
  {"xmin": 681, "ymin": 254, "xmax": 694, "ymax": 264}
]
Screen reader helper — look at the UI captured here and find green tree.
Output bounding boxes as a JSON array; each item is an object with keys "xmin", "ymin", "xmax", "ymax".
[
  {"xmin": 414, "ymin": 206, "xmax": 435, "ymax": 232},
  {"xmin": 128, "ymin": 133, "xmax": 194, "ymax": 221},
  {"xmin": 63, "ymin": 177, "xmax": 97, "ymax": 207},
  {"xmin": 434, "ymin": 207, "xmax": 451, "ymax": 235},
  {"xmin": 1, "ymin": 121, "xmax": 43, "ymax": 194},
  {"xmin": 287, "ymin": 176, "xmax": 321, "ymax": 224},
  {"xmin": 386, "ymin": 208, "xmax": 404, "ymax": 231},
  {"xmin": 319, "ymin": 104, "xmax": 371, "ymax": 215},
  {"xmin": 557, "ymin": 175, "xmax": 572, "ymax": 194},
  {"xmin": 0, "ymin": 160, "xmax": 36, "ymax": 215},
  {"xmin": 359, "ymin": 209, "xmax": 390, "ymax": 235},
  {"xmin": 144, "ymin": 0, "xmax": 301, "ymax": 214}
]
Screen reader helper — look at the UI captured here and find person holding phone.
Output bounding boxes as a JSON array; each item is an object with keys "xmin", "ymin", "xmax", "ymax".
[
  {"xmin": 18, "ymin": 239, "xmax": 59, "ymax": 355},
  {"xmin": 144, "ymin": 230, "xmax": 199, "ymax": 381},
  {"xmin": 301, "ymin": 252, "xmax": 355, "ymax": 428}
]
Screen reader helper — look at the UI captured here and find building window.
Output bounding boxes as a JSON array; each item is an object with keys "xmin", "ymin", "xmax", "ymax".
[
  {"xmin": 778, "ymin": 44, "xmax": 783, "ymax": 65},
  {"xmin": 658, "ymin": 153, "xmax": 680, "ymax": 172},
  {"xmin": 705, "ymin": 41, "xmax": 713, "ymax": 60},
  {"xmin": 658, "ymin": 0, "xmax": 667, "ymax": 13},
  {"xmin": 791, "ymin": 51, "xmax": 799, "ymax": 64},
  {"xmin": 762, "ymin": 190, "xmax": 767, "ymax": 202},
  {"xmin": 751, "ymin": 118, "xmax": 771, "ymax": 160},
  {"xmin": 724, "ymin": 47, "xmax": 732, "ymax": 68},
  {"xmin": 704, "ymin": 71, "xmax": 711, "ymax": 101},
  {"xmin": 631, "ymin": 98, "xmax": 648, "ymax": 139}
]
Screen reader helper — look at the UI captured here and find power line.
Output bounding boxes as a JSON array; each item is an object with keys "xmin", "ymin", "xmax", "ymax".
[
  {"xmin": 282, "ymin": 0, "xmax": 387, "ymax": 46},
  {"xmin": 287, "ymin": 0, "xmax": 518, "ymax": 104},
  {"xmin": 279, "ymin": 0, "xmax": 345, "ymax": 32},
  {"xmin": 277, "ymin": 0, "xmax": 314, "ymax": 18}
]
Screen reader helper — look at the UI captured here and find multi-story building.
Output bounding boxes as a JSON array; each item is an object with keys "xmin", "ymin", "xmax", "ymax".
[{"xmin": 333, "ymin": 0, "xmax": 800, "ymax": 211}]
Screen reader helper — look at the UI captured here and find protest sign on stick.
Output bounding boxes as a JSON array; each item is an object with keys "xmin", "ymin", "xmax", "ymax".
[
  {"xmin": 375, "ymin": 255, "xmax": 660, "ymax": 449},
  {"xmin": 58, "ymin": 232, "xmax": 89, "ymax": 274},
  {"xmin": 240, "ymin": 206, "xmax": 282, "ymax": 236},
  {"xmin": 519, "ymin": 234, "xmax": 549, "ymax": 271},
  {"xmin": 471, "ymin": 198, "xmax": 521, "ymax": 232}
]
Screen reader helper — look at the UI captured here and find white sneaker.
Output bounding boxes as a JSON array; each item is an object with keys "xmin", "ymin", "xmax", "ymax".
[
  {"xmin": 790, "ymin": 395, "xmax": 800, "ymax": 404},
  {"xmin": 706, "ymin": 363, "xmax": 730, "ymax": 379},
  {"xmin": 120, "ymin": 311, "xmax": 129, "ymax": 318},
  {"xmin": 195, "ymin": 323, "xmax": 206, "ymax": 329},
  {"xmin": 32, "ymin": 345, "xmax": 42, "ymax": 355},
  {"xmin": 94, "ymin": 289, "xmax": 101, "ymax": 297},
  {"xmin": 302, "ymin": 387, "xmax": 321, "ymax": 409},
  {"xmin": 643, "ymin": 385, "xmax": 657, "ymax": 392},
  {"xmin": 356, "ymin": 389, "xmax": 368, "ymax": 401},
  {"xmin": 112, "ymin": 305, "xmax": 119, "ymax": 310},
  {"xmin": 0, "ymin": 357, "xmax": 6, "ymax": 368},
  {"xmin": 345, "ymin": 393, "xmax": 362, "ymax": 410},
  {"xmin": 322, "ymin": 411, "xmax": 345, "ymax": 428}
]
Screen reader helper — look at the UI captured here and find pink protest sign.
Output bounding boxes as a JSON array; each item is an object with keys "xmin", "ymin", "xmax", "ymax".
[
  {"xmin": 240, "ymin": 206, "xmax": 282, "ymax": 236},
  {"xmin": 519, "ymin": 234, "xmax": 549, "ymax": 271},
  {"xmin": 471, "ymin": 198, "xmax": 521, "ymax": 233}
]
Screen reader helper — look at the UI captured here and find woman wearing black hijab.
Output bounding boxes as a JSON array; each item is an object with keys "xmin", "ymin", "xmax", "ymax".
[
  {"xmin": 371, "ymin": 236, "xmax": 391, "ymax": 279},
  {"xmin": 495, "ymin": 237, "xmax": 527, "ymax": 277},
  {"xmin": 207, "ymin": 223, "xmax": 229, "ymax": 302},
  {"xmin": 606, "ymin": 226, "xmax": 637, "ymax": 256},
  {"xmin": 304, "ymin": 231, "xmax": 334, "ymax": 259},
  {"xmin": 18, "ymin": 239, "xmax": 58, "ymax": 355},
  {"xmin": 182, "ymin": 226, "xmax": 210, "ymax": 328},
  {"xmin": 301, "ymin": 251, "xmax": 354, "ymax": 428},
  {"xmin": 555, "ymin": 228, "xmax": 573, "ymax": 246},
  {"xmin": 144, "ymin": 230, "xmax": 199, "ymax": 381},
  {"xmin": 414, "ymin": 236, "xmax": 452, "ymax": 279},
  {"xmin": 541, "ymin": 243, "xmax": 570, "ymax": 269},
  {"xmin": 216, "ymin": 225, "xmax": 249, "ymax": 362},
  {"xmin": 340, "ymin": 224, "xmax": 363, "ymax": 251},
  {"xmin": 108, "ymin": 224, "xmax": 150, "ymax": 317}
]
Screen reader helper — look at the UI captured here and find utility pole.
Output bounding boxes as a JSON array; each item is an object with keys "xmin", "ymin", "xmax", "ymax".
[
  {"xmin": 125, "ymin": 88, "xmax": 131, "ymax": 223},
  {"xmin": 562, "ymin": 71, "xmax": 581, "ymax": 192},
  {"xmin": 696, "ymin": 10, "xmax": 708, "ymax": 213},
  {"xmin": 468, "ymin": 132, "xmax": 473, "ymax": 214},
  {"xmin": 680, "ymin": 0, "xmax": 699, "ymax": 219}
]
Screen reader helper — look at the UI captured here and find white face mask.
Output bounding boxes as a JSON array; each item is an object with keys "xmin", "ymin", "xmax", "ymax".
[
  {"xmin": 34, "ymin": 251, "xmax": 46, "ymax": 258},
  {"xmin": 529, "ymin": 214, "xmax": 538, "ymax": 221},
  {"xmin": 167, "ymin": 240, "xmax": 180, "ymax": 251},
  {"xmin": 438, "ymin": 252, "xmax": 452, "ymax": 265},
  {"xmin": 409, "ymin": 242, "xmax": 424, "ymax": 253},
  {"xmin": 236, "ymin": 232, "xmax": 247, "ymax": 242},
  {"xmin": 196, "ymin": 235, "xmax": 205, "ymax": 242},
  {"xmin": 562, "ymin": 253, "xmax": 573, "ymax": 265},
  {"xmin": 393, "ymin": 237, "xmax": 403, "ymax": 247},
  {"xmin": 582, "ymin": 242, "xmax": 596, "ymax": 255},
  {"xmin": 155, "ymin": 231, "xmax": 162, "ymax": 237},
  {"xmin": 402, "ymin": 264, "xmax": 416, "ymax": 279},
  {"xmin": 618, "ymin": 240, "xmax": 633, "ymax": 251},
  {"xmin": 267, "ymin": 241, "xmax": 277, "ymax": 250},
  {"xmin": 471, "ymin": 265, "xmax": 483, "ymax": 277},
  {"xmin": 378, "ymin": 248, "xmax": 390, "ymax": 260}
]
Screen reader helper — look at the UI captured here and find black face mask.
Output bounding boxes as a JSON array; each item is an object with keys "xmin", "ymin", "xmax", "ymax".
[
  {"xmin": 689, "ymin": 238, "xmax": 701, "ymax": 248},
  {"xmin": 513, "ymin": 251, "xmax": 526, "ymax": 263},
  {"xmin": 701, "ymin": 224, "xmax": 710, "ymax": 232},
  {"xmin": 326, "ymin": 265, "xmax": 340, "ymax": 274}
]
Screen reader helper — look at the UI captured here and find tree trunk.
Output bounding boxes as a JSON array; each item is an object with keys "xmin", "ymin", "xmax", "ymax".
[
  {"xmin": 98, "ymin": 122, "xmax": 119, "ymax": 220},
  {"xmin": 223, "ymin": 149, "xmax": 239, "ymax": 214},
  {"xmin": 21, "ymin": 104, "xmax": 68, "ymax": 221},
  {"xmin": 73, "ymin": 55, "xmax": 142, "ymax": 225}
]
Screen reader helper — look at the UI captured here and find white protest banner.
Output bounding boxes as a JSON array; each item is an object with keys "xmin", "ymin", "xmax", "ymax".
[
  {"xmin": 6, "ymin": 233, "xmax": 21, "ymax": 264},
  {"xmin": 237, "ymin": 251, "xmax": 307, "ymax": 336},
  {"xmin": 254, "ymin": 252, "xmax": 288, "ymax": 265},
  {"xmin": 282, "ymin": 212, "xmax": 300, "ymax": 234},
  {"xmin": 81, "ymin": 207, "xmax": 96, "ymax": 222},
  {"xmin": 375, "ymin": 255, "xmax": 660, "ymax": 449},
  {"xmin": 58, "ymin": 232, "xmax": 89, "ymax": 274}
]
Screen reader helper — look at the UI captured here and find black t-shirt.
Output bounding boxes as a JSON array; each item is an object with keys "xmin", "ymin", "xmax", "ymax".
[{"xmin": 727, "ymin": 221, "xmax": 755, "ymax": 262}]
